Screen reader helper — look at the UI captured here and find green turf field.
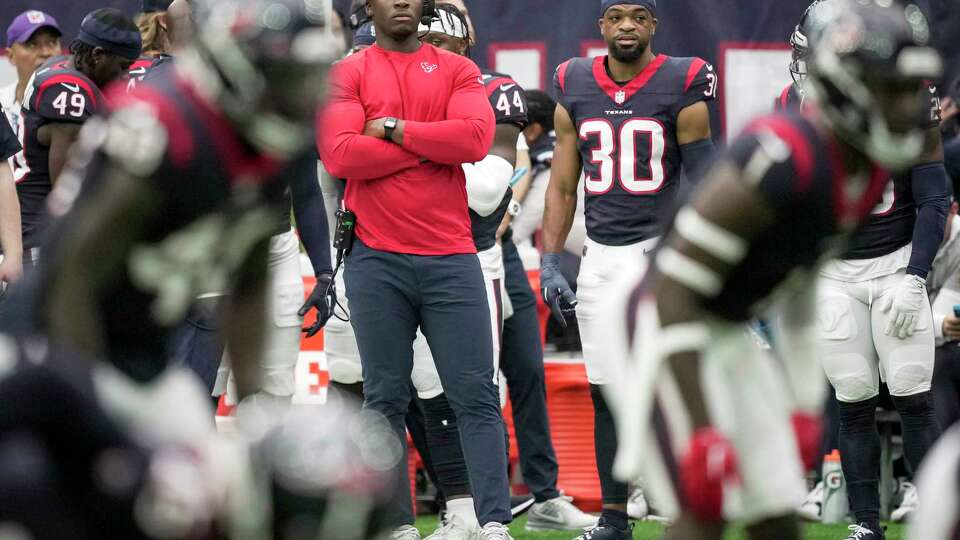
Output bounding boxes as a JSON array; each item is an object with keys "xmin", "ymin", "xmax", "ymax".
[{"xmin": 413, "ymin": 516, "xmax": 906, "ymax": 540}]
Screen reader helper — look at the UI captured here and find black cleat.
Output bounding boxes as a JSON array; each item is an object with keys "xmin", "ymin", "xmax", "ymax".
[
  {"xmin": 844, "ymin": 523, "xmax": 886, "ymax": 540},
  {"xmin": 571, "ymin": 520, "xmax": 633, "ymax": 540}
]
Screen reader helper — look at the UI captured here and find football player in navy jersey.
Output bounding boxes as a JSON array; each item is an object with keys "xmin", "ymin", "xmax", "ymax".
[
  {"xmin": 540, "ymin": 0, "xmax": 716, "ymax": 536},
  {"xmin": 815, "ymin": 21, "xmax": 948, "ymax": 540},
  {"xmin": 607, "ymin": 2, "xmax": 943, "ymax": 539},
  {"xmin": 17, "ymin": 8, "xmax": 141, "ymax": 268}
]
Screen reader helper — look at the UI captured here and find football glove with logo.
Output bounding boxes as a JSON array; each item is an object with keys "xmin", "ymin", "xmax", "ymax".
[
  {"xmin": 540, "ymin": 252, "xmax": 577, "ymax": 328},
  {"xmin": 299, "ymin": 271, "xmax": 336, "ymax": 337}
]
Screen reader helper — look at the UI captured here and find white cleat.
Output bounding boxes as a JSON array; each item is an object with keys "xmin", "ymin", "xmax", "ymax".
[
  {"xmin": 391, "ymin": 525, "xmax": 422, "ymax": 540},
  {"xmin": 525, "ymin": 495, "xmax": 598, "ymax": 531},
  {"xmin": 798, "ymin": 480, "xmax": 824, "ymax": 522},
  {"xmin": 478, "ymin": 522, "xmax": 513, "ymax": 540},
  {"xmin": 891, "ymin": 481, "xmax": 918, "ymax": 522},
  {"xmin": 424, "ymin": 514, "xmax": 479, "ymax": 540},
  {"xmin": 627, "ymin": 487, "xmax": 649, "ymax": 520}
]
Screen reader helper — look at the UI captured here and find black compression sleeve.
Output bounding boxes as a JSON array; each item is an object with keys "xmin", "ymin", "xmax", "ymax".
[
  {"xmin": 291, "ymin": 156, "xmax": 332, "ymax": 275},
  {"xmin": 907, "ymin": 162, "xmax": 950, "ymax": 278},
  {"xmin": 679, "ymin": 138, "xmax": 715, "ymax": 186}
]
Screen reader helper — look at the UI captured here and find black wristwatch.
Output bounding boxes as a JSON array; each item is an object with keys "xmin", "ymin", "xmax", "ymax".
[{"xmin": 383, "ymin": 117, "xmax": 398, "ymax": 141}]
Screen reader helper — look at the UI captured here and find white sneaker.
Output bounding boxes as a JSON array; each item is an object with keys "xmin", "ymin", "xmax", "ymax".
[
  {"xmin": 478, "ymin": 522, "xmax": 513, "ymax": 540},
  {"xmin": 391, "ymin": 525, "xmax": 422, "ymax": 540},
  {"xmin": 891, "ymin": 481, "xmax": 918, "ymax": 522},
  {"xmin": 424, "ymin": 514, "xmax": 479, "ymax": 540},
  {"xmin": 798, "ymin": 480, "xmax": 824, "ymax": 521},
  {"xmin": 525, "ymin": 495, "xmax": 598, "ymax": 531},
  {"xmin": 627, "ymin": 487, "xmax": 648, "ymax": 519}
]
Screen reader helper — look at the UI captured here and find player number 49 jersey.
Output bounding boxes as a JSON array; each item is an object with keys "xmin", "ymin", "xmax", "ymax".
[
  {"xmin": 554, "ymin": 54, "xmax": 716, "ymax": 246},
  {"xmin": 17, "ymin": 56, "xmax": 103, "ymax": 248}
]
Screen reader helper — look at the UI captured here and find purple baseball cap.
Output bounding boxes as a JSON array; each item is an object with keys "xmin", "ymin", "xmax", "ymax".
[{"xmin": 6, "ymin": 10, "xmax": 62, "ymax": 48}]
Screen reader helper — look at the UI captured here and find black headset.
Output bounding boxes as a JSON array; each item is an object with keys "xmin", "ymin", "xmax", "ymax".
[{"xmin": 421, "ymin": 0, "xmax": 437, "ymax": 24}]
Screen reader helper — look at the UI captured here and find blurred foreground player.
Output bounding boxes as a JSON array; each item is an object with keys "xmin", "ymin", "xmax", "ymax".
[
  {"xmin": 608, "ymin": 1, "xmax": 943, "ymax": 539},
  {"xmin": 36, "ymin": 0, "xmax": 337, "ymax": 404},
  {"xmin": 0, "ymin": 340, "xmax": 395, "ymax": 539},
  {"xmin": 540, "ymin": 0, "xmax": 716, "ymax": 536}
]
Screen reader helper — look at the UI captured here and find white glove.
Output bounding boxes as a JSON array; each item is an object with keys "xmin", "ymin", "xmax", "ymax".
[{"xmin": 881, "ymin": 274, "xmax": 927, "ymax": 339}]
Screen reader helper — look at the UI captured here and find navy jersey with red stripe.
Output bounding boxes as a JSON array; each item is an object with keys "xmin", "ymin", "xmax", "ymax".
[
  {"xmin": 18, "ymin": 56, "xmax": 104, "ymax": 248},
  {"xmin": 774, "ymin": 83, "xmax": 803, "ymax": 112},
  {"xmin": 841, "ymin": 83, "xmax": 943, "ymax": 261},
  {"xmin": 39, "ymin": 68, "xmax": 291, "ymax": 382},
  {"xmin": 482, "ymin": 71, "xmax": 529, "ymax": 130},
  {"xmin": 468, "ymin": 71, "xmax": 528, "ymax": 251},
  {"xmin": 554, "ymin": 54, "xmax": 717, "ymax": 246},
  {"xmin": 126, "ymin": 55, "xmax": 174, "ymax": 93},
  {"xmin": 697, "ymin": 113, "xmax": 889, "ymax": 321}
]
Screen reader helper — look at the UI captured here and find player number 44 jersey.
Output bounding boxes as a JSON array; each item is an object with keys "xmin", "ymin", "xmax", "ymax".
[{"xmin": 554, "ymin": 54, "xmax": 716, "ymax": 246}]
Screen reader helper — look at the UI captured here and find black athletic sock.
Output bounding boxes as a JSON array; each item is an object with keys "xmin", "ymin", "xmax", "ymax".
[
  {"xmin": 590, "ymin": 384, "xmax": 629, "ymax": 505},
  {"xmin": 838, "ymin": 396, "xmax": 881, "ymax": 531},
  {"xmin": 422, "ymin": 393, "xmax": 471, "ymax": 497},
  {"xmin": 599, "ymin": 508, "xmax": 629, "ymax": 530},
  {"xmin": 892, "ymin": 391, "xmax": 941, "ymax": 477}
]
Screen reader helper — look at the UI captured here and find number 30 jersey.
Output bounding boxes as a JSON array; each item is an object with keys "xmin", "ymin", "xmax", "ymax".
[
  {"xmin": 554, "ymin": 54, "xmax": 716, "ymax": 246},
  {"xmin": 19, "ymin": 56, "xmax": 104, "ymax": 248}
]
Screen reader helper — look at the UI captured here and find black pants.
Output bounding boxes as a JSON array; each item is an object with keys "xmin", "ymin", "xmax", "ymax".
[
  {"xmin": 933, "ymin": 343, "xmax": 960, "ymax": 430},
  {"xmin": 345, "ymin": 239, "xmax": 510, "ymax": 526},
  {"xmin": 168, "ymin": 295, "xmax": 226, "ymax": 393},
  {"xmin": 500, "ymin": 234, "xmax": 561, "ymax": 502}
]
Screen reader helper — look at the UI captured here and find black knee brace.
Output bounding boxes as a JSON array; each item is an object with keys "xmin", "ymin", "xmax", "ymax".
[
  {"xmin": 837, "ymin": 396, "xmax": 881, "ymax": 530},
  {"xmin": 422, "ymin": 393, "xmax": 471, "ymax": 497},
  {"xmin": 590, "ymin": 384, "xmax": 629, "ymax": 505},
  {"xmin": 892, "ymin": 391, "xmax": 941, "ymax": 476}
]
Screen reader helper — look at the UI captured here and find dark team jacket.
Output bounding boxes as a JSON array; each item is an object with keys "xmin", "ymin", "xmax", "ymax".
[
  {"xmin": 18, "ymin": 56, "xmax": 104, "ymax": 249},
  {"xmin": 698, "ymin": 112, "xmax": 890, "ymax": 321},
  {"xmin": 554, "ymin": 54, "xmax": 717, "ymax": 246},
  {"xmin": 39, "ymin": 68, "xmax": 293, "ymax": 383},
  {"xmin": 469, "ymin": 71, "xmax": 529, "ymax": 252},
  {"xmin": 0, "ymin": 113, "xmax": 20, "ymax": 162}
]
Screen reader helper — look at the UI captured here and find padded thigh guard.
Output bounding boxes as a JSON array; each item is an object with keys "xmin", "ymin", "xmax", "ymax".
[{"xmin": 818, "ymin": 277, "xmax": 882, "ymax": 402}]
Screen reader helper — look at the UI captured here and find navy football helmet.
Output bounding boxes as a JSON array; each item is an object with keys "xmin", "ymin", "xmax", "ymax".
[
  {"xmin": 182, "ymin": 0, "xmax": 343, "ymax": 158},
  {"xmin": 805, "ymin": 0, "xmax": 943, "ymax": 170},
  {"xmin": 789, "ymin": 0, "xmax": 837, "ymax": 87}
]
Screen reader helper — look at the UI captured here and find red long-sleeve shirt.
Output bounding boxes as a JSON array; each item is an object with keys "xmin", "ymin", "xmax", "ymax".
[{"xmin": 319, "ymin": 44, "xmax": 495, "ymax": 255}]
